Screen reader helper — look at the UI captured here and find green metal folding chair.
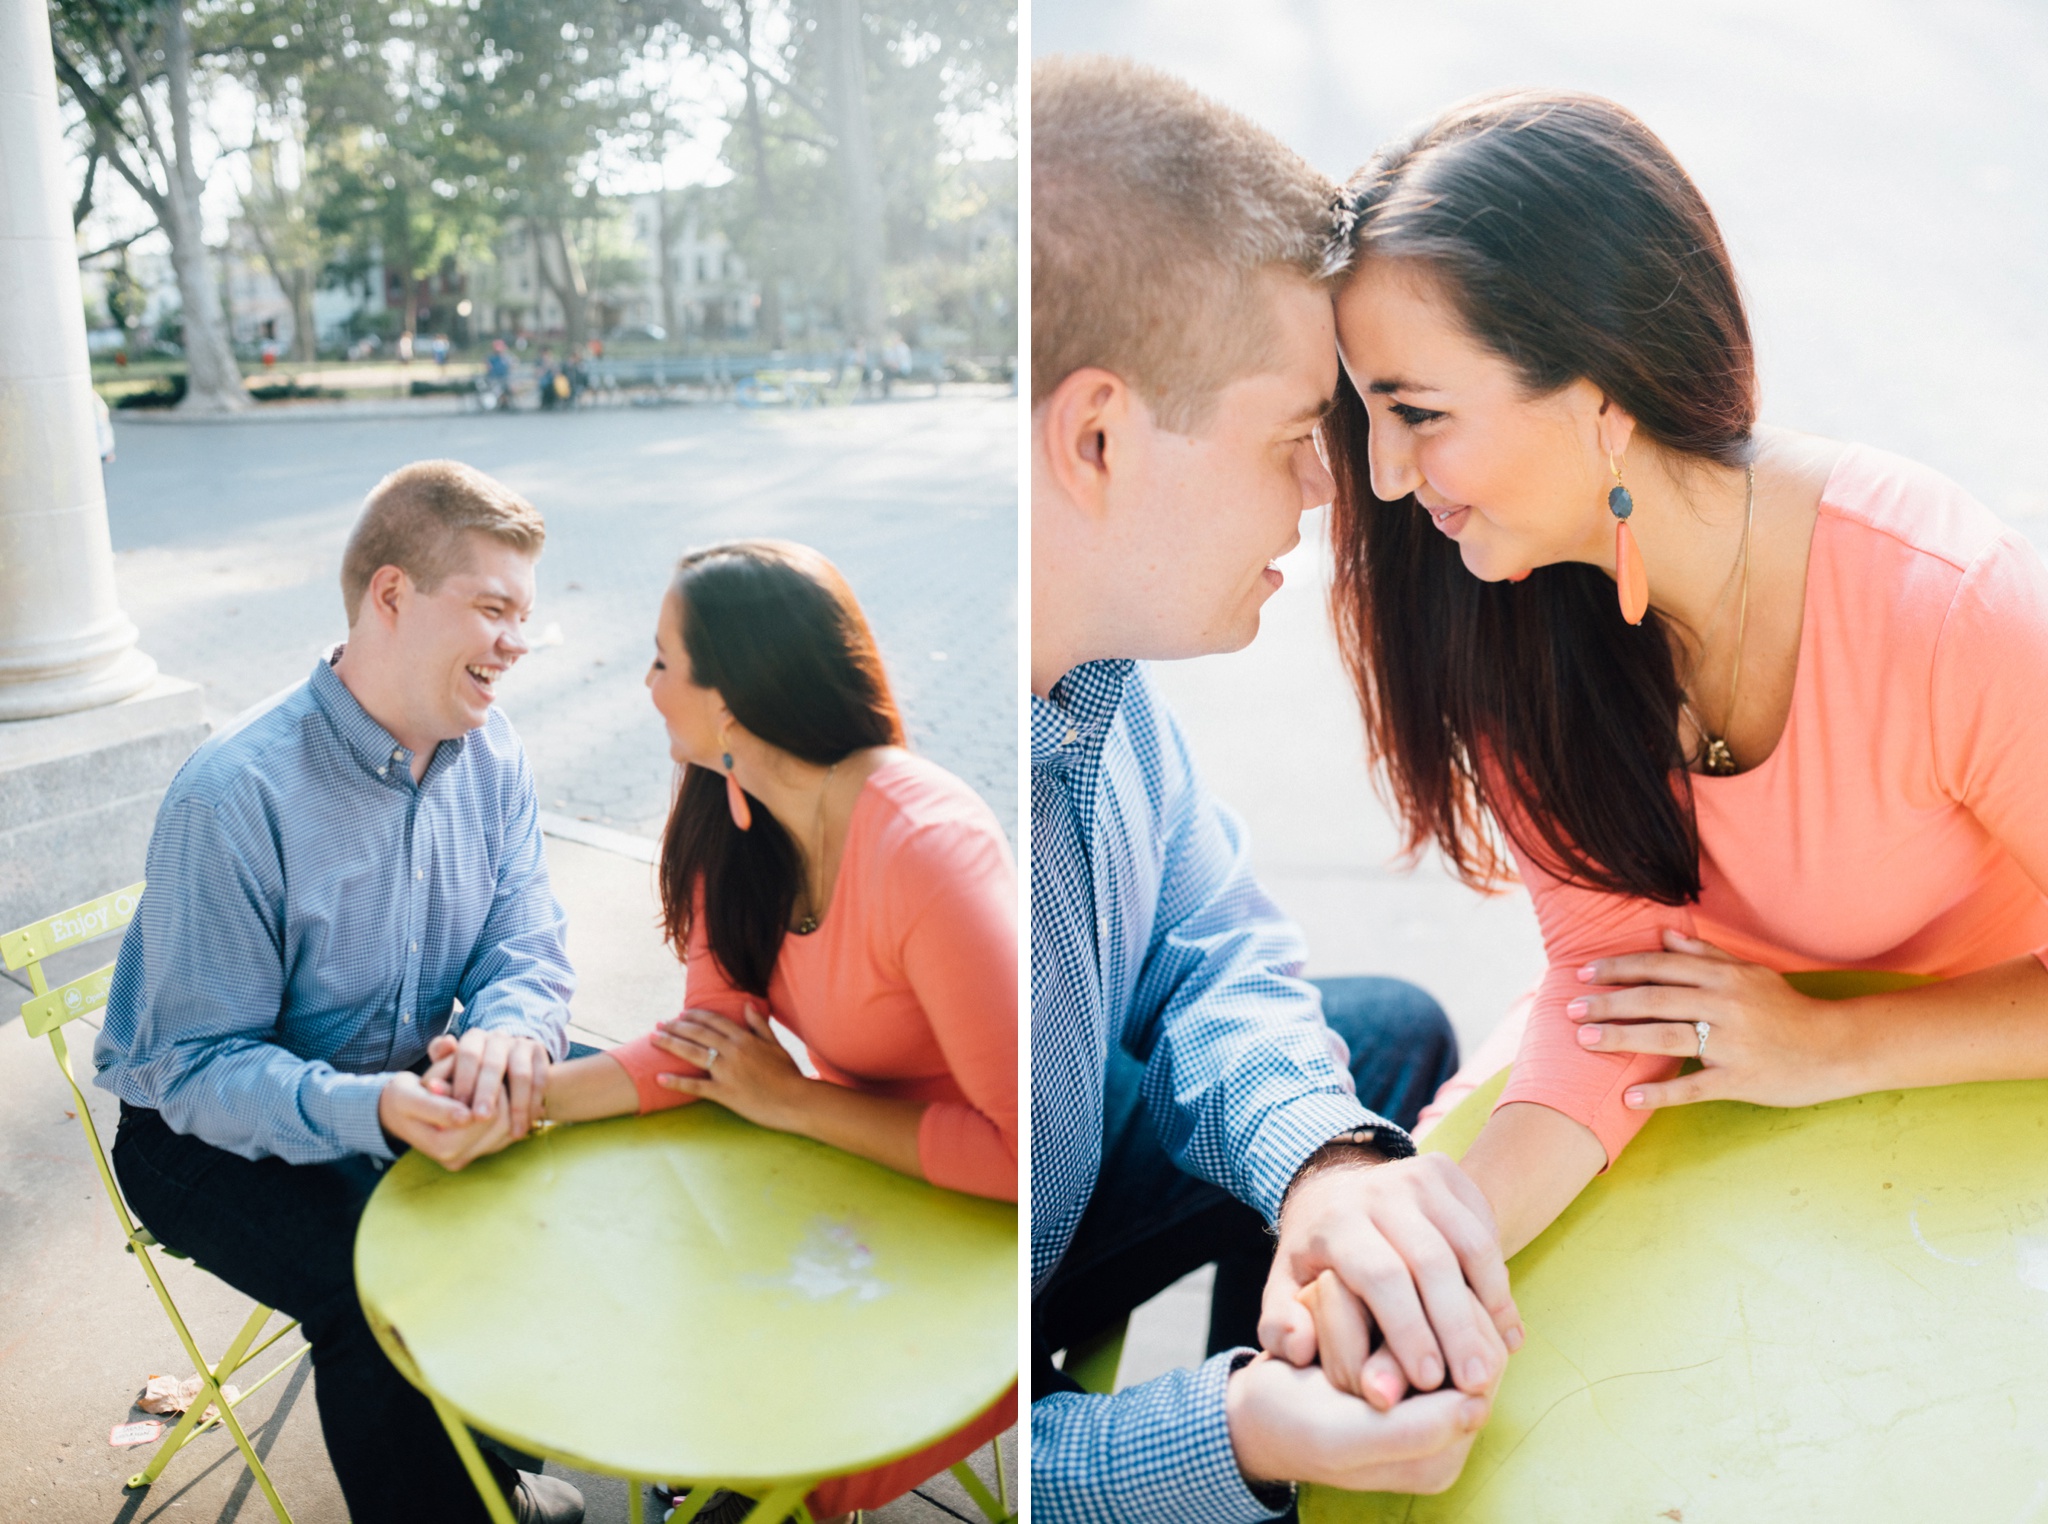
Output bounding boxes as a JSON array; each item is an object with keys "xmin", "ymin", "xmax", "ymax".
[
  {"xmin": 1062, "ymin": 1319, "xmax": 1128, "ymax": 1397},
  {"xmin": 3, "ymin": 882, "xmax": 309, "ymax": 1522}
]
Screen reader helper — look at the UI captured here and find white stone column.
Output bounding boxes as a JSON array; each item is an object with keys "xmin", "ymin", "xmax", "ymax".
[
  {"xmin": 0, "ymin": 0, "xmax": 155, "ymax": 721},
  {"xmin": 1, "ymin": 0, "xmax": 205, "ymax": 940}
]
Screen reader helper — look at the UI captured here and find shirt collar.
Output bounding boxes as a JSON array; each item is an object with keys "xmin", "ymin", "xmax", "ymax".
[
  {"xmin": 308, "ymin": 649, "xmax": 468, "ymax": 788},
  {"xmin": 1030, "ymin": 658, "xmax": 1133, "ymax": 768}
]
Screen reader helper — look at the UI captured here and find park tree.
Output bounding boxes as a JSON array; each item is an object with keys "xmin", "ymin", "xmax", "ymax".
[
  {"xmin": 657, "ymin": 0, "xmax": 1015, "ymax": 350},
  {"xmin": 50, "ymin": 0, "xmax": 249, "ymax": 411},
  {"xmin": 238, "ymin": 137, "xmax": 323, "ymax": 360},
  {"xmin": 412, "ymin": 0, "xmax": 667, "ymax": 349},
  {"xmin": 209, "ymin": 0, "xmax": 396, "ymax": 359}
]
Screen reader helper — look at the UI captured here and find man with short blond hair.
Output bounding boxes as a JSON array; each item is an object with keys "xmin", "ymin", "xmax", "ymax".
[
  {"xmin": 1031, "ymin": 57, "xmax": 1520, "ymax": 1522},
  {"xmin": 97, "ymin": 460, "xmax": 584, "ymax": 1523},
  {"xmin": 1032, "ymin": 53, "xmax": 1335, "ymax": 432},
  {"xmin": 340, "ymin": 458, "xmax": 547, "ymax": 617}
]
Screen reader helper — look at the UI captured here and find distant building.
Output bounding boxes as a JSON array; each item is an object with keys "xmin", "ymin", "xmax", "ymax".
[
  {"xmin": 625, "ymin": 193, "xmax": 757, "ymax": 341},
  {"xmin": 468, "ymin": 198, "xmax": 756, "ymax": 341},
  {"xmin": 74, "ymin": 189, "xmax": 763, "ymax": 355}
]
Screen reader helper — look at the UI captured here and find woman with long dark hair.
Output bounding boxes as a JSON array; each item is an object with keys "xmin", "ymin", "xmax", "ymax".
[
  {"xmin": 1318, "ymin": 91, "xmax": 2048, "ymax": 1278},
  {"xmin": 462, "ymin": 539, "xmax": 1015, "ymax": 1519}
]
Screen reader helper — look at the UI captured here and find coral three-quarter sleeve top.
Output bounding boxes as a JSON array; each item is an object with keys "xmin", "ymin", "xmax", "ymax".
[
  {"xmin": 609, "ymin": 754, "xmax": 1019, "ymax": 1200},
  {"xmin": 1495, "ymin": 444, "xmax": 2048, "ymax": 1166}
]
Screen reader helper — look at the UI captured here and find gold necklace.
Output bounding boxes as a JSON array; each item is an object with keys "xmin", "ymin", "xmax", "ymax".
[
  {"xmin": 793, "ymin": 760, "xmax": 840, "ymax": 935},
  {"xmin": 1681, "ymin": 462, "xmax": 1755, "ymax": 776}
]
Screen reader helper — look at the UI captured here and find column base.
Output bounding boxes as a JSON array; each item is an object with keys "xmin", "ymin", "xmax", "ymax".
[
  {"xmin": 0, "ymin": 675, "xmax": 209, "ymax": 942},
  {"xmin": 0, "ymin": 641, "xmax": 159, "ymax": 723}
]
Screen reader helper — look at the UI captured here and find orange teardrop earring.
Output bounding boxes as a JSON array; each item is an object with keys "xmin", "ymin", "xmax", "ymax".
[
  {"xmin": 1609, "ymin": 455, "xmax": 1648, "ymax": 625},
  {"xmin": 721, "ymin": 745, "xmax": 752, "ymax": 831}
]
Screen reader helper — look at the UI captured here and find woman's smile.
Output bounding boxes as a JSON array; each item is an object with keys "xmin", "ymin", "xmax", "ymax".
[{"xmin": 1424, "ymin": 501, "xmax": 1473, "ymax": 538}]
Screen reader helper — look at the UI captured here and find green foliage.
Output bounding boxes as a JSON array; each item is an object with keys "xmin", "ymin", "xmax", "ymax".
[
  {"xmin": 54, "ymin": 0, "xmax": 1015, "ymax": 353},
  {"xmin": 689, "ymin": 0, "xmax": 1016, "ymax": 345}
]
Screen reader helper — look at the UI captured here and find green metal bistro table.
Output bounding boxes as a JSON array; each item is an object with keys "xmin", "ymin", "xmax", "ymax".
[
  {"xmin": 355, "ymin": 1103, "xmax": 1017, "ymax": 1524},
  {"xmin": 1302, "ymin": 972, "xmax": 2048, "ymax": 1523}
]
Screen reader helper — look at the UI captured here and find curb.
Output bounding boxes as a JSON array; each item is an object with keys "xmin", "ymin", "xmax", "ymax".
[{"xmin": 537, "ymin": 810, "xmax": 659, "ymax": 864}]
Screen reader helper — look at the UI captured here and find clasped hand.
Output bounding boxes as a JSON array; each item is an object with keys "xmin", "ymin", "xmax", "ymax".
[
  {"xmin": 1233, "ymin": 1153, "xmax": 1523, "ymax": 1493},
  {"xmin": 381, "ymin": 1028, "xmax": 554, "ymax": 1171},
  {"xmin": 1571, "ymin": 929, "xmax": 1849, "ymax": 1111}
]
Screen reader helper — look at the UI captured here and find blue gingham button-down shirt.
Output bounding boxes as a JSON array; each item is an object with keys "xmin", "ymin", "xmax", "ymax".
[
  {"xmin": 1030, "ymin": 660, "xmax": 1410, "ymax": 1524},
  {"xmin": 95, "ymin": 655, "xmax": 573, "ymax": 1165}
]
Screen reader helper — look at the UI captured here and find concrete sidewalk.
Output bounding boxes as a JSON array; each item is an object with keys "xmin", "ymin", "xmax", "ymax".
[{"xmin": 0, "ymin": 827, "xmax": 1013, "ymax": 1523}]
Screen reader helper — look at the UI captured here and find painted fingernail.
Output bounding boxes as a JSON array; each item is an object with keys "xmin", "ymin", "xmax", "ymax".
[
  {"xmin": 1577, "ymin": 1024, "xmax": 1600, "ymax": 1047},
  {"xmin": 1506, "ymin": 1325, "xmax": 1525, "ymax": 1353},
  {"xmin": 1625, "ymin": 1089, "xmax": 1646, "ymax": 1108},
  {"xmin": 1463, "ymin": 1356, "xmax": 1488, "ymax": 1389},
  {"xmin": 1567, "ymin": 998, "xmax": 1590, "ymax": 1018},
  {"xmin": 1577, "ymin": 964, "xmax": 1598, "ymax": 982},
  {"xmin": 1418, "ymin": 1354, "xmax": 1443, "ymax": 1389}
]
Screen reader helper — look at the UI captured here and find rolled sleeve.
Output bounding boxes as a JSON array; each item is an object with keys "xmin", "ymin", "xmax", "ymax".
[
  {"xmin": 1485, "ymin": 762, "xmax": 1691, "ymax": 1166},
  {"xmin": 1030, "ymin": 1352, "xmax": 1284, "ymax": 1524}
]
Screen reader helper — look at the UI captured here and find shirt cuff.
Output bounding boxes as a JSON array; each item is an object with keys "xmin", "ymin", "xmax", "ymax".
[
  {"xmin": 1239, "ymin": 1091, "xmax": 1415, "ymax": 1224},
  {"xmin": 323, "ymin": 1071, "xmax": 396, "ymax": 1162},
  {"xmin": 1192, "ymin": 1350, "xmax": 1294, "ymax": 1522}
]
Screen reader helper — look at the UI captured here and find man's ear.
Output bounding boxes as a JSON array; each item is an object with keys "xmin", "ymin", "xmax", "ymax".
[
  {"xmin": 361, "ymin": 563, "xmax": 412, "ymax": 633},
  {"xmin": 1037, "ymin": 367, "xmax": 1139, "ymax": 520}
]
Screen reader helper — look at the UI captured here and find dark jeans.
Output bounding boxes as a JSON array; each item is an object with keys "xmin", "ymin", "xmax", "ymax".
[
  {"xmin": 1034, "ymin": 976, "xmax": 1459, "ymax": 1368},
  {"xmin": 114, "ymin": 1102, "xmax": 497, "ymax": 1522}
]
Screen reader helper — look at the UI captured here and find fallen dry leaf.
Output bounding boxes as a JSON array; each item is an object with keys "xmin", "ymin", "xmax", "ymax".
[{"xmin": 137, "ymin": 1373, "xmax": 240, "ymax": 1422}]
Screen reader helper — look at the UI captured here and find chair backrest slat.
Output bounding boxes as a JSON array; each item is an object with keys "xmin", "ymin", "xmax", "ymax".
[
  {"xmin": 2, "ymin": 882, "xmax": 145, "ymax": 971},
  {"xmin": 23, "ymin": 962, "xmax": 118, "ymax": 1038}
]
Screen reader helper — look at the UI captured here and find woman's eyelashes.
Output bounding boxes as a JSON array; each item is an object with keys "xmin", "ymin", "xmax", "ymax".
[{"xmin": 1387, "ymin": 401, "xmax": 1445, "ymax": 427}]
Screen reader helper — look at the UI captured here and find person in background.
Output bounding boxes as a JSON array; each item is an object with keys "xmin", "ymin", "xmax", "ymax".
[{"xmin": 484, "ymin": 339, "xmax": 514, "ymax": 410}]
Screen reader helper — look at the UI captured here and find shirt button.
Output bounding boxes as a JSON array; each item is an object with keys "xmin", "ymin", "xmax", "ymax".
[
  {"xmin": 377, "ymin": 766, "xmax": 388, "ymax": 777},
  {"xmin": 401, "ymin": 1012, "xmax": 412, "ymax": 1024},
  {"xmin": 410, "ymin": 941, "xmax": 418, "ymax": 953},
  {"xmin": 415, "ymin": 869, "xmax": 425, "ymax": 881},
  {"xmin": 1063, "ymin": 727, "xmax": 1077, "ymax": 746},
  {"xmin": 392, "ymin": 748, "xmax": 404, "ymax": 761}
]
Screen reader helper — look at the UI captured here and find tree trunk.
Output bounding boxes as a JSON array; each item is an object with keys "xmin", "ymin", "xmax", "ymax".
[
  {"xmin": 291, "ymin": 271, "xmax": 317, "ymax": 362},
  {"xmin": 821, "ymin": 0, "xmax": 884, "ymax": 347},
  {"xmin": 656, "ymin": 190, "xmax": 679, "ymax": 342},
  {"xmin": 161, "ymin": 7, "xmax": 246, "ymax": 413},
  {"xmin": 740, "ymin": 0, "xmax": 784, "ymax": 348},
  {"xmin": 532, "ymin": 216, "xmax": 589, "ymax": 349}
]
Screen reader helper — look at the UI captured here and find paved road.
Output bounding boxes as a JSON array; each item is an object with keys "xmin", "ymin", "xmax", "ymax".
[
  {"xmin": 1034, "ymin": 0, "xmax": 2048, "ymax": 1388},
  {"xmin": 10, "ymin": 393, "xmax": 1018, "ymax": 1521},
  {"xmin": 104, "ymin": 393, "xmax": 1019, "ymax": 843}
]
